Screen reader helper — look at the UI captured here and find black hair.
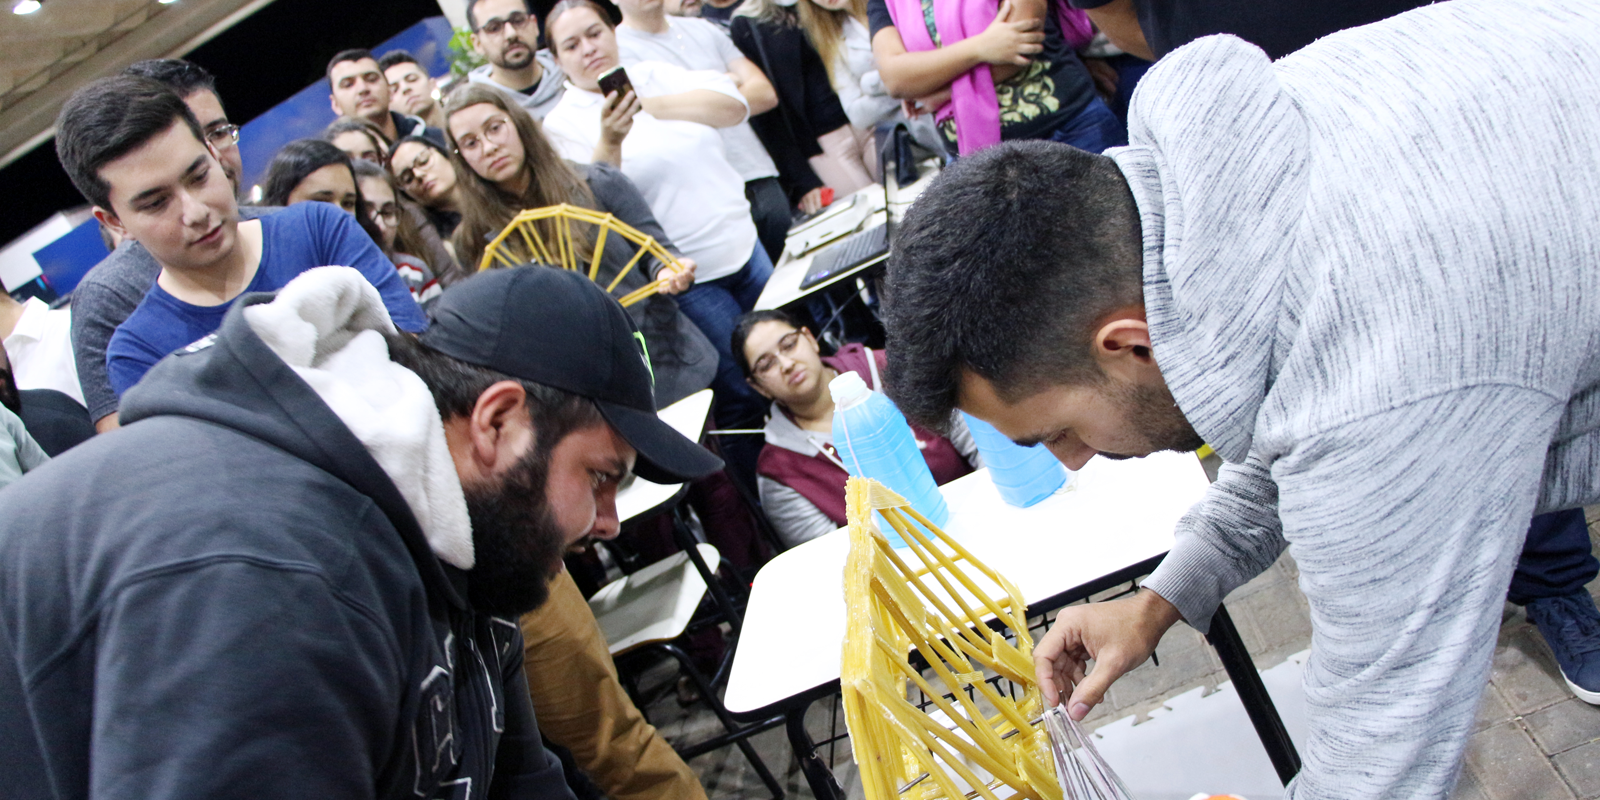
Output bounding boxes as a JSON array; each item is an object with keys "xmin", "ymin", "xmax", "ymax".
[
  {"xmin": 731, "ymin": 308, "xmax": 803, "ymax": 380},
  {"xmin": 123, "ymin": 59, "xmax": 218, "ymax": 101},
  {"xmin": 326, "ymin": 48, "xmax": 377, "ymax": 82},
  {"xmin": 467, "ymin": 0, "xmax": 532, "ymax": 31},
  {"xmin": 54, "ymin": 75, "xmax": 205, "ymax": 211},
  {"xmin": 384, "ymin": 331, "xmax": 603, "ymax": 455},
  {"xmin": 377, "ymin": 50, "xmax": 420, "ymax": 71},
  {"xmin": 261, "ymin": 138, "xmax": 387, "ymax": 248},
  {"xmin": 322, "ymin": 116, "xmax": 393, "ymax": 158},
  {"xmin": 881, "ymin": 140, "xmax": 1144, "ymax": 431},
  {"xmin": 387, "ymin": 133, "xmax": 449, "ymax": 164}
]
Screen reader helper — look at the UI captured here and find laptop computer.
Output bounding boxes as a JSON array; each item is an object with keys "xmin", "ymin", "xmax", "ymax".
[{"xmin": 797, "ymin": 156, "xmax": 899, "ymax": 291}]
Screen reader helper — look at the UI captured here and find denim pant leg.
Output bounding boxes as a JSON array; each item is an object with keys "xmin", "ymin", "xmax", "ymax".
[
  {"xmin": 1047, "ymin": 97, "xmax": 1128, "ymax": 153},
  {"xmin": 674, "ymin": 245, "xmax": 772, "ymax": 427},
  {"xmin": 1508, "ymin": 509, "xmax": 1600, "ymax": 605}
]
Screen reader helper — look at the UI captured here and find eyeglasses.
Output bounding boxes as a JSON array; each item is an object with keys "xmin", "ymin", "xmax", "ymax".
[
  {"xmin": 396, "ymin": 148, "xmax": 437, "ymax": 189},
  {"xmin": 371, "ymin": 204, "xmax": 399, "ymax": 224},
  {"xmin": 205, "ymin": 124, "xmax": 240, "ymax": 149},
  {"xmin": 455, "ymin": 116, "xmax": 515, "ymax": 155},
  {"xmin": 480, "ymin": 11, "xmax": 533, "ymax": 36},
  {"xmin": 751, "ymin": 330, "xmax": 803, "ymax": 378}
]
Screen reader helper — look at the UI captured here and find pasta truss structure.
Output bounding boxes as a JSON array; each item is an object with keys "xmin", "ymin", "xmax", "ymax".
[
  {"xmin": 480, "ymin": 203, "xmax": 689, "ymax": 307},
  {"xmin": 841, "ymin": 477, "xmax": 1061, "ymax": 800}
]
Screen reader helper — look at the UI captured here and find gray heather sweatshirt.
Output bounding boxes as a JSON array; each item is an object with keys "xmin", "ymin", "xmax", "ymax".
[{"xmin": 1119, "ymin": 1, "xmax": 1600, "ymax": 797}]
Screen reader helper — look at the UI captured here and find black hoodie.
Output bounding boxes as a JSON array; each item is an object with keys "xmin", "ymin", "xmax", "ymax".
[{"xmin": 0, "ymin": 294, "xmax": 574, "ymax": 800}]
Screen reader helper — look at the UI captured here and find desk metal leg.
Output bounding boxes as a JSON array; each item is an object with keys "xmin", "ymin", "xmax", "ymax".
[
  {"xmin": 786, "ymin": 708, "xmax": 845, "ymax": 800},
  {"xmin": 1206, "ymin": 604, "xmax": 1301, "ymax": 785}
]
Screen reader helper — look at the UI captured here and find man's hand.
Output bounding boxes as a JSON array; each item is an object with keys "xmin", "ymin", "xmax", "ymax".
[
  {"xmin": 969, "ymin": 0, "xmax": 1044, "ymax": 67},
  {"xmin": 1035, "ymin": 588, "xmax": 1182, "ymax": 719},
  {"xmin": 657, "ymin": 257, "xmax": 696, "ymax": 295}
]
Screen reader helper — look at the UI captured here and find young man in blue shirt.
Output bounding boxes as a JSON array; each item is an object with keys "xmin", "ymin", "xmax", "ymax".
[{"xmin": 54, "ymin": 75, "xmax": 427, "ymax": 397}]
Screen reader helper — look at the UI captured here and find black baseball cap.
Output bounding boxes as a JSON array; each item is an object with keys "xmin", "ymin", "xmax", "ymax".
[{"xmin": 419, "ymin": 268, "xmax": 722, "ymax": 484}]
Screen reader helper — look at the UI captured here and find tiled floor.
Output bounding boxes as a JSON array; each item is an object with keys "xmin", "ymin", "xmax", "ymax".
[{"xmin": 642, "ymin": 512, "xmax": 1600, "ymax": 799}]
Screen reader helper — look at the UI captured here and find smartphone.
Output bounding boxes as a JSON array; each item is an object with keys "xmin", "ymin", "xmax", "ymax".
[{"xmin": 598, "ymin": 66, "xmax": 634, "ymax": 99}]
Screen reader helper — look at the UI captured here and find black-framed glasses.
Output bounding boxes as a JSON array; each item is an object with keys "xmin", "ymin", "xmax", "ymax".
[
  {"xmin": 480, "ymin": 11, "xmax": 533, "ymax": 36},
  {"xmin": 752, "ymin": 330, "xmax": 803, "ymax": 378},
  {"xmin": 205, "ymin": 124, "xmax": 240, "ymax": 148}
]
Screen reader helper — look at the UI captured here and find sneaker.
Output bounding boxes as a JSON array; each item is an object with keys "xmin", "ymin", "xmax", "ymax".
[{"xmin": 1525, "ymin": 590, "xmax": 1600, "ymax": 704}]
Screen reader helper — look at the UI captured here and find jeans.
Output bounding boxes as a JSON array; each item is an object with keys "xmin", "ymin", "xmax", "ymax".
[
  {"xmin": 1046, "ymin": 96, "xmax": 1128, "ymax": 154},
  {"xmin": 744, "ymin": 176, "xmax": 791, "ymax": 264},
  {"xmin": 675, "ymin": 243, "xmax": 773, "ymax": 428},
  {"xmin": 1509, "ymin": 509, "xmax": 1600, "ymax": 605}
]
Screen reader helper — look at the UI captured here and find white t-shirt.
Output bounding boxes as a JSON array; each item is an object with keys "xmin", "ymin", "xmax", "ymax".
[
  {"xmin": 615, "ymin": 17, "xmax": 779, "ymax": 183},
  {"xmin": 542, "ymin": 61, "xmax": 759, "ymax": 282},
  {"xmin": 4, "ymin": 298, "xmax": 83, "ymax": 406}
]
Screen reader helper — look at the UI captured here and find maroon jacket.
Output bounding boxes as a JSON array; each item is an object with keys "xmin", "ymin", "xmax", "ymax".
[{"xmin": 756, "ymin": 344, "xmax": 974, "ymax": 526}]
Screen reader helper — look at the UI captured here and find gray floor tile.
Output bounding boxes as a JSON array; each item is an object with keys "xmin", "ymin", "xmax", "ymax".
[
  {"xmin": 1449, "ymin": 768, "xmax": 1491, "ymax": 800},
  {"xmin": 1525, "ymin": 699, "xmax": 1600, "ymax": 756},
  {"xmin": 1554, "ymin": 740, "xmax": 1600, "ymax": 800},
  {"xmin": 1475, "ymin": 684, "xmax": 1515, "ymax": 733},
  {"xmin": 1464, "ymin": 721, "xmax": 1577, "ymax": 800},
  {"xmin": 1491, "ymin": 619, "xmax": 1575, "ymax": 716}
]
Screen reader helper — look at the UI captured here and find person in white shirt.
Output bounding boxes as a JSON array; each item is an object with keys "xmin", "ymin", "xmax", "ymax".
[
  {"xmin": 543, "ymin": 0, "xmax": 772, "ymax": 434},
  {"xmin": 0, "ymin": 293, "xmax": 83, "ymax": 407},
  {"xmin": 609, "ymin": 0, "xmax": 791, "ymax": 261}
]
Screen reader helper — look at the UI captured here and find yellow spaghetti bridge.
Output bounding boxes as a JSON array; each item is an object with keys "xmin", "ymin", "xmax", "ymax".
[
  {"xmin": 842, "ymin": 477, "xmax": 1060, "ymax": 800},
  {"xmin": 479, "ymin": 203, "xmax": 690, "ymax": 307}
]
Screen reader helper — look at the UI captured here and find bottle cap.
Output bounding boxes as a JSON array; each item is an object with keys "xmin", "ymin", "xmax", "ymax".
[{"xmin": 829, "ymin": 370, "xmax": 871, "ymax": 409}]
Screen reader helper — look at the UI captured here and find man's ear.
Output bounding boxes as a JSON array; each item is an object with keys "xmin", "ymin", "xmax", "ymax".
[
  {"xmin": 471, "ymin": 31, "xmax": 488, "ymax": 58},
  {"xmin": 1090, "ymin": 312, "xmax": 1156, "ymax": 383},
  {"xmin": 92, "ymin": 206, "xmax": 128, "ymax": 244},
  {"xmin": 329, "ymin": 94, "xmax": 343, "ymax": 116},
  {"xmin": 463, "ymin": 380, "xmax": 537, "ymax": 474}
]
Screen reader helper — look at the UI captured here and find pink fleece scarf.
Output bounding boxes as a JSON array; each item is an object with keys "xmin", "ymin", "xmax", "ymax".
[
  {"xmin": 885, "ymin": 0, "xmax": 1095, "ymax": 156},
  {"xmin": 886, "ymin": 0, "xmax": 1002, "ymax": 155}
]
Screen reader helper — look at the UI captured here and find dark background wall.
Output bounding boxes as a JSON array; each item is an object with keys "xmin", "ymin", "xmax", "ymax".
[{"xmin": 0, "ymin": 0, "xmax": 443, "ymax": 248}]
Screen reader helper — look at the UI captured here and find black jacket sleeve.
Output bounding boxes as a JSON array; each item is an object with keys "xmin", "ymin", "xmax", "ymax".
[{"xmin": 487, "ymin": 622, "xmax": 575, "ymax": 800}]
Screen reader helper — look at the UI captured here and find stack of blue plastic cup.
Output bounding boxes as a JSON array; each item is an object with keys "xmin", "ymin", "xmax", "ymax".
[
  {"xmin": 830, "ymin": 371, "xmax": 949, "ymax": 548},
  {"xmin": 961, "ymin": 412, "xmax": 1068, "ymax": 507}
]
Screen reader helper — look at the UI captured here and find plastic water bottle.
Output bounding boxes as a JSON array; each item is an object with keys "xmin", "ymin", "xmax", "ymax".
[
  {"xmin": 830, "ymin": 371, "xmax": 949, "ymax": 547},
  {"xmin": 961, "ymin": 412, "xmax": 1068, "ymax": 507}
]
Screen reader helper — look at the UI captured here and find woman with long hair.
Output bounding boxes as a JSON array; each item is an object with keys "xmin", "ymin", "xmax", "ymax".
[
  {"xmin": 440, "ymin": 84, "xmax": 718, "ymax": 406},
  {"xmin": 541, "ymin": 0, "xmax": 774, "ymax": 430},
  {"xmin": 261, "ymin": 139, "xmax": 385, "ymax": 243},
  {"xmin": 792, "ymin": 0, "xmax": 899, "ymax": 131},
  {"xmin": 730, "ymin": 0, "xmax": 875, "ymax": 205},
  {"xmin": 387, "ymin": 135, "xmax": 464, "ymax": 242},
  {"xmin": 351, "ymin": 159, "xmax": 441, "ymax": 304}
]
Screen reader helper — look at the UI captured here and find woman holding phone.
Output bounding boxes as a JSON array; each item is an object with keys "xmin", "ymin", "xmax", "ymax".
[{"xmin": 542, "ymin": 0, "xmax": 773, "ymax": 430}]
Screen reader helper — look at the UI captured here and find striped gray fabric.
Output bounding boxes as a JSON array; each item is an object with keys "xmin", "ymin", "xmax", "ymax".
[{"xmin": 1116, "ymin": 1, "xmax": 1600, "ymax": 796}]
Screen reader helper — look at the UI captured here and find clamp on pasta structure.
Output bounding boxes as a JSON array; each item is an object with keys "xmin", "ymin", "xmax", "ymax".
[
  {"xmin": 841, "ymin": 477, "xmax": 1062, "ymax": 800},
  {"xmin": 480, "ymin": 203, "xmax": 690, "ymax": 307}
]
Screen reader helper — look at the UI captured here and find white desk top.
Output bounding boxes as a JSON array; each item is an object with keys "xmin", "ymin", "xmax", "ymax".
[
  {"xmin": 755, "ymin": 161, "xmax": 942, "ymax": 311},
  {"xmin": 723, "ymin": 450, "xmax": 1210, "ymax": 718},
  {"xmin": 615, "ymin": 389, "xmax": 714, "ymax": 524}
]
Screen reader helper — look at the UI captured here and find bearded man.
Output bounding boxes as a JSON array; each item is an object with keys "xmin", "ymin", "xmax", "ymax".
[{"xmin": 0, "ymin": 266, "xmax": 721, "ymax": 798}]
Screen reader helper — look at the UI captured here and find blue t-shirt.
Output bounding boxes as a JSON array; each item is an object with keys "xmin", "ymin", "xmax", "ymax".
[{"xmin": 106, "ymin": 202, "xmax": 427, "ymax": 396}]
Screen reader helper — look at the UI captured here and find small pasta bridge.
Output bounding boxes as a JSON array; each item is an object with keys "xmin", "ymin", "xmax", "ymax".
[
  {"xmin": 841, "ymin": 477, "xmax": 1062, "ymax": 800},
  {"xmin": 480, "ymin": 203, "xmax": 690, "ymax": 307}
]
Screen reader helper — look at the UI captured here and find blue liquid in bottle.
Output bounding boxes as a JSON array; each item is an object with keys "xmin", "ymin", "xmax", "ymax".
[
  {"xmin": 961, "ymin": 413, "xmax": 1068, "ymax": 507},
  {"xmin": 830, "ymin": 371, "xmax": 949, "ymax": 547}
]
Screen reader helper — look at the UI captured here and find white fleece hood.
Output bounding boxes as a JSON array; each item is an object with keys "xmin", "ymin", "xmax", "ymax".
[{"xmin": 242, "ymin": 266, "xmax": 474, "ymax": 569}]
